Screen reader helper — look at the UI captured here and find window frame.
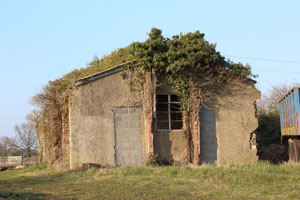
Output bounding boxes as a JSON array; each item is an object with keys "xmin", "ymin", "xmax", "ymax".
[{"xmin": 156, "ymin": 94, "xmax": 182, "ymax": 131}]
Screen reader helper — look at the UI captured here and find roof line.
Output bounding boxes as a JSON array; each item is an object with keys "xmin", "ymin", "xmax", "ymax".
[
  {"xmin": 279, "ymin": 86, "xmax": 300, "ymax": 102},
  {"xmin": 75, "ymin": 60, "xmax": 136, "ymax": 86}
]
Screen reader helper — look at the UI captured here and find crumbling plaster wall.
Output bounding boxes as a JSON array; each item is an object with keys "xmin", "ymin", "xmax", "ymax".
[
  {"xmin": 153, "ymin": 130, "xmax": 186, "ymax": 163},
  {"xmin": 69, "ymin": 71, "xmax": 259, "ymax": 168},
  {"xmin": 214, "ymin": 81, "xmax": 260, "ymax": 164},
  {"xmin": 154, "ymin": 79, "xmax": 260, "ymax": 165},
  {"xmin": 69, "ymin": 72, "xmax": 141, "ymax": 169}
]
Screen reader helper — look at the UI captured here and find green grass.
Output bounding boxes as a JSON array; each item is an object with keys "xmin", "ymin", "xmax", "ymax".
[{"xmin": 1, "ymin": 162, "xmax": 300, "ymax": 199}]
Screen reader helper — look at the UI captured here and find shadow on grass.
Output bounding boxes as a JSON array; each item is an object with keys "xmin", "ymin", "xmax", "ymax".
[
  {"xmin": 0, "ymin": 170, "xmax": 76, "ymax": 187},
  {"xmin": 0, "ymin": 191, "xmax": 54, "ymax": 200},
  {"xmin": 0, "ymin": 175, "xmax": 58, "ymax": 188},
  {"xmin": 0, "ymin": 171, "xmax": 74, "ymax": 200}
]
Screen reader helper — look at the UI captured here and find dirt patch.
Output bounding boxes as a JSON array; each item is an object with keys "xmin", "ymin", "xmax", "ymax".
[{"xmin": 258, "ymin": 144, "xmax": 289, "ymax": 163}]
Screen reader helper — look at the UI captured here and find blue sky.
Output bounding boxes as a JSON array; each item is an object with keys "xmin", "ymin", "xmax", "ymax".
[{"xmin": 0, "ymin": 1, "xmax": 299, "ymax": 137}]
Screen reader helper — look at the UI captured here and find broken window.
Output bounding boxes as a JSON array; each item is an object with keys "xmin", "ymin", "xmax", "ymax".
[{"xmin": 156, "ymin": 94, "xmax": 182, "ymax": 130}]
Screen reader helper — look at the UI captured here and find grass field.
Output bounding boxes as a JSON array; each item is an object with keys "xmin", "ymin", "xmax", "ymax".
[{"xmin": 0, "ymin": 162, "xmax": 300, "ymax": 200}]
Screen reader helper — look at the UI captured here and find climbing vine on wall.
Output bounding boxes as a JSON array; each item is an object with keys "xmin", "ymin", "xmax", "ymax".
[
  {"xmin": 128, "ymin": 28, "xmax": 255, "ymax": 109},
  {"xmin": 126, "ymin": 28, "xmax": 256, "ymax": 163},
  {"xmin": 31, "ymin": 48, "xmax": 134, "ymax": 166}
]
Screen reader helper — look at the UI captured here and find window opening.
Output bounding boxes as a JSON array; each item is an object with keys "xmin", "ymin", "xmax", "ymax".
[{"xmin": 156, "ymin": 94, "xmax": 182, "ymax": 130}]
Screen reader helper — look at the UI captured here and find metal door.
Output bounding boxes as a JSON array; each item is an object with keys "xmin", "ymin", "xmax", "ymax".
[{"xmin": 200, "ymin": 109, "xmax": 217, "ymax": 164}]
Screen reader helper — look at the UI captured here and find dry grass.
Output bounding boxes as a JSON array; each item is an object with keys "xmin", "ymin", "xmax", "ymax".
[{"xmin": 1, "ymin": 162, "xmax": 300, "ymax": 199}]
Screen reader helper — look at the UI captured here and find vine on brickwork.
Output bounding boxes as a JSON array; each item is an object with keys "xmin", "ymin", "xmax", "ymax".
[{"xmin": 124, "ymin": 28, "xmax": 256, "ymax": 163}]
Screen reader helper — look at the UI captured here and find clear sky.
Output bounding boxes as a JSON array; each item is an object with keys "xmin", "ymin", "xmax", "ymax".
[{"xmin": 0, "ymin": 1, "xmax": 299, "ymax": 137}]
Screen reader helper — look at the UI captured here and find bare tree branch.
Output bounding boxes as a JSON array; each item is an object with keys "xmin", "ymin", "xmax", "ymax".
[{"xmin": 14, "ymin": 123, "xmax": 38, "ymax": 157}]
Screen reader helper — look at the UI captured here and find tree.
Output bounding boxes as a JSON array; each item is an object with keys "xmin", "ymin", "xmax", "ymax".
[
  {"xmin": 257, "ymin": 83, "xmax": 296, "ymax": 114},
  {"xmin": 256, "ymin": 82, "xmax": 299, "ymax": 147},
  {"xmin": 256, "ymin": 112, "xmax": 281, "ymax": 147},
  {"xmin": 0, "ymin": 136, "xmax": 17, "ymax": 156},
  {"xmin": 14, "ymin": 122, "xmax": 38, "ymax": 157},
  {"xmin": 25, "ymin": 109, "xmax": 41, "ymax": 125},
  {"xmin": 0, "ymin": 142, "xmax": 3, "ymax": 156},
  {"xmin": 0, "ymin": 136, "xmax": 10, "ymax": 156}
]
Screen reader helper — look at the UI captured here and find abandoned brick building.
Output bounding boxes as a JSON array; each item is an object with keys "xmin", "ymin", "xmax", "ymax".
[{"xmin": 52, "ymin": 61, "xmax": 261, "ymax": 169}]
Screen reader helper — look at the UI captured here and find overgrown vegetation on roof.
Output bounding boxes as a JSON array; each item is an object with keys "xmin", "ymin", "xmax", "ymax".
[
  {"xmin": 32, "ymin": 47, "xmax": 133, "ymax": 107},
  {"xmin": 123, "ymin": 28, "xmax": 256, "ymax": 163},
  {"xmin": 31, "ymin": 48, "xmax": 134, "ymax": 166},
  {"xmin": 126, "ymin": 28, "xmax": 256, "ymax": 110}
]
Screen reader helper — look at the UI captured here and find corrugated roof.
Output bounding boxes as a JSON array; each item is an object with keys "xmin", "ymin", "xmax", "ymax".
[{"xmin": 279, "ymin": 87, "xmax": 300, "ymax": 102}]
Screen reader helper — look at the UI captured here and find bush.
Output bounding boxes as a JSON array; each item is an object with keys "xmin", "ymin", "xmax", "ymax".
[{"xmin": 256, "ymin": 112, "xmax": 282, "ymax": 148}]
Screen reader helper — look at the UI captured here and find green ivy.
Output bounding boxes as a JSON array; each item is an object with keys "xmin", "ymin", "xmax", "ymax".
[{"xmin": 127, "ymin": 28, "xmax": 256, "ymax": 111}]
